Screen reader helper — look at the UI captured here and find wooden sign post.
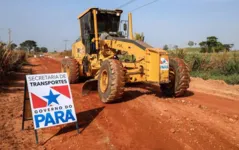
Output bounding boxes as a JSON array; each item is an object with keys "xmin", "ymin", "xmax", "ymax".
[{"xmin": 22, "ymin": 77, "xmax": 39, "ymax": 144}]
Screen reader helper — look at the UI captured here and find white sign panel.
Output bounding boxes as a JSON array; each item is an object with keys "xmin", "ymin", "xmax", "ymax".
[{"xmin": 26, "ymin": 73, "xmax": 77, "ymax": 129}]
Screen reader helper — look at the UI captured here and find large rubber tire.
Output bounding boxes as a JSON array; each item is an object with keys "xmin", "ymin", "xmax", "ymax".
[
  {"xmin": 160, "ymin": 57, "xmax": 190, "ymax": 97},
  {"xmin": 61, "ymin": 58, "xmax": 79, "ymax": 84},
  {"xmin": 98, "ymin": 59, "xmax": 125, "ymax": 103}
]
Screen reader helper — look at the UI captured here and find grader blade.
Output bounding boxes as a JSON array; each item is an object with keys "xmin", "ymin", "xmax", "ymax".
[{"xmin": 82, "ymin": 79, "xmax": 98, "ymax": 96}]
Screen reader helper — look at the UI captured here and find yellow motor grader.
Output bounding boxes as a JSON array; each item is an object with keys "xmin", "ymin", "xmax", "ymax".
[{"xmin": 61, "ymin": 8, "xmax": 190, "ymax": 103}]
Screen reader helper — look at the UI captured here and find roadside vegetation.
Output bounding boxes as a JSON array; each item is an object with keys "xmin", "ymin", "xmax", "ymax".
[
  {"xmin": 59, "ymin": 50, "xmax": 72, "ymax": 57},
  {"xmin": 0, "ymin": 42, "xmax": 26, "ymax": 77},
  {"xmin": 0, "ymin": 40, "xmax": 48, "ymax": 78},
  {"xmin": 19, "ymin": 40, "xmax": 48, "ymax": 57},
  {"xmin": 168, "ymin": 36, "xmax": 239, "ymax": 85}
]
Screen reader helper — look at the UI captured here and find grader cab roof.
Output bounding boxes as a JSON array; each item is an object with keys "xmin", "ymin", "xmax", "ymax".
[{"xmin": 77, "ymin": 8, "xmax": 123, "ymax": 19}]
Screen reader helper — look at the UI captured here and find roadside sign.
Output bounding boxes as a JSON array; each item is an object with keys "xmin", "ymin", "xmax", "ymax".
[{"xmin": 26, "ymin": 73, "xmax": 77, "ymax": 129}]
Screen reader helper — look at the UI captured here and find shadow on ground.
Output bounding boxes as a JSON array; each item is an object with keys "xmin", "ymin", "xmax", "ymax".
[
  {"xmin": 42, "ymin": 107, "xmax": 104, "ymax": 144},
  {"xmin": 118, "ymin": 82, "xmax": 194, "ymax": 103},
  {"xmin": 56, "ymin": 106, "xmax": 104, "ymax": 135}
]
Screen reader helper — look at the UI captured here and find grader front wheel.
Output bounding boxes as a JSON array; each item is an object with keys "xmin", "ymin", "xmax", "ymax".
[
  {"xmin": 98, "ymin": 59, "xmax": 125, "ymax": 103},
  {"xmin": 160, "ymin": 57, "xmax": 190, "ymax": 97}
]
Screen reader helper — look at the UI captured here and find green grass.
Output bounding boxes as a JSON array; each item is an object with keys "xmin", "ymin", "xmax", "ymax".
[
  {"xmin": 191, "ymin": 71, "xmax": 239, "ymax": 85},
  {"xmin": 184, "ymin": 47, "xmax": 201, "ymax": 53},
  {"xmin": 169, "ymin": 49, "xmax": 239, "ymax": 85}
]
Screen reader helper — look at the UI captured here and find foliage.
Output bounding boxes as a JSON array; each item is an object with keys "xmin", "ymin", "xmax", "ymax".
[
  {"xmin": 191, "ymin": 72, "xmax": 239, "ymax": 85},
  {"xmin": 60, "ymin": 50, "xmax": 72, "ymax": 57},
  {"xmin": 20, "ymin": 40, "xmax": 37, "ymax": 52},
  {"xmin": 0, "ymin": 42, "xmax": 26, "ymax": 76},
  {"xmin": 33, "ymin": 46, "xmax": 48, "ymax": 53},
  {"xmin": 169, "ymin": 49, "xmax": 187, "ymax": 59},
  {"xmin": 40, "ymin": 47, "xmax": 48, "ymax": 53},
  {"xmin": 163, "ymin": 44, "xmax": 169, "ymax": 50},
  {"xmin": 134, "ymin": 32, "xmax": 144, "ymax": 41},
  {"xmin": 184, "ymin": 47, "xmax": 201, "ymax": 53},
  {"xmin": 10, "ymin": 43, "xmax": 17, "ymax": 50},
  {"xmin": 199, "ymin": 36, "xmax": 234, "ymax": 53},
  {"xmin": 223, "ymin": 44, "xmax": 234, "ymax": 52},
  {"xmin": 0, "ymin": 42, "xmax": 6, "ymax": 47},
  {"xmin": 34, "ymin": 47, "xmax": 41, "ymax": 53},
  {"xmin": 188, "ymin": 41, "xmax": 194, "ymax": 47},
  {"xmin": 173, "ymin": 45, "xmax": 179, "ymax": 50},
  {"xmin": 169, "ymin": 50, "xmax": 239, "ymax": 84},
  {"xmin": 19, "ymin": 40, "xmax": 48, "ymax": 53}
]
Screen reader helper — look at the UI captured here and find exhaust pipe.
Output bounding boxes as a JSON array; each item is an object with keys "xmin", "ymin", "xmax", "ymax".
[{"xmin": 128, "ymin": 13, "xmax": 134, "ymax": 40}]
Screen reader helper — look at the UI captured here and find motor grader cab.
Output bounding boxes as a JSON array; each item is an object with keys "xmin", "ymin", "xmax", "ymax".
[{"xmin": 61, "ymin": 8, "xmax": 190, "ymax": 103}]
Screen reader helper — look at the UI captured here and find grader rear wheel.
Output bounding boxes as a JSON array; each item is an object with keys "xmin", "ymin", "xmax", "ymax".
[
  {"xmin": 61, "ymin": 58, "xmax": 79, "ymax": 84},
  {"xmin": 160, "ymin": 57, "xmax": 190, "ymax": 97},
  {"xmin": 98, "ymin": 59, "xmax": 125, "ymax": 103}
]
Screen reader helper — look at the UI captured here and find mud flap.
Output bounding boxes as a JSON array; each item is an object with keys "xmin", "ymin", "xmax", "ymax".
[{"xmin": 82, "ymin": 79, "xmax": 98, "ymax": 96}]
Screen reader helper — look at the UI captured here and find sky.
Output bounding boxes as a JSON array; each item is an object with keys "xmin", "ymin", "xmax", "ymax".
[{"xmin": 0, "ymin": 0, "xmax": 239, "ymax": 51}]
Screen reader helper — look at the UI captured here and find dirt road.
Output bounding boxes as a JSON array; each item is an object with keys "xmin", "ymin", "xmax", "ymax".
[{"xmin": 1, "ymin": 57, "xmax": 239, "ymax": 150}]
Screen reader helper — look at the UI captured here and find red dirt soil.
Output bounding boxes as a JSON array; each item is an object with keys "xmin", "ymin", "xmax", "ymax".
[{"xmin": 0, "ymin": 57, "xmax": 239, "ymax": 150}]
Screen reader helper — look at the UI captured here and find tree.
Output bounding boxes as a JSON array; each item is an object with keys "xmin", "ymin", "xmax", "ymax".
[
  {"xmin": 199, "ymin": 36, "xmax": 227, "ymax": 53},
  {"xmin": 34, "ymin": 47, "xmax": 41, "ymax": 53},
  {"xmin": 188, "ymin": 41, "xmax": 194, "ymax": 47},
  {"xmin": 199, "ymin": 41, "xmax": 208, "ymax": 53},
  {"xmin": 40, "ymin": 47, "xmax": 48, "ymax": 53},
  {"xmin": 10, "ymin": 43, "xmax": 17, "ymax": 50},
  {"xmin": 163, "ymin": 44, "xmax": 169, "ymax": 50},
  {"xmin": 174, "ymin": 45, "xmax": 179, "ymax": 50},
  {"xmin": 20, "ymin": 40, "xmax": 37, "ymax": 53},
  {"xmin": 223, "ymin": 44, "xmax": 234, "ymax": 52},
  {"xmin": 134, "ymin": 32, "xmax": 144, "ymax": 41}
]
